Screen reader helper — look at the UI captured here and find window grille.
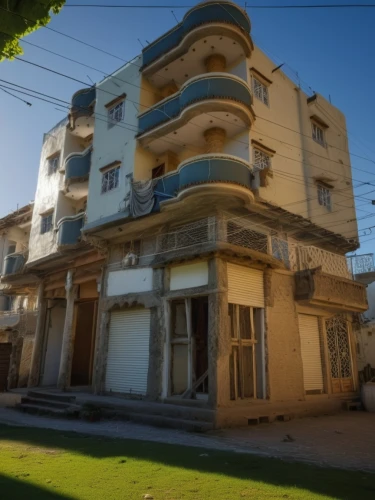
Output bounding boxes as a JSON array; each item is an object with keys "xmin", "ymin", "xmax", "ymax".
[
  {"xmin": 253, "ymin": 148, "xmax": 271, "ymax": 171},
  {"xmin": 312, "ymin": 122, "xmax": 325, "ymax": 146},
  {"xmin": 48, "ymin": 155, "xmax": 60, "ymax": 175},
  {"xmin": 317, "ymin": 184, "xmax": 332, "ymax": 210},
  {"xmin": 101, "ymin": 166, "xmax": 120, "ymax": 194},
  {"xmin": 253, "ymin": 77, "xmax": 269, "ymax": 106},
  {"xmin": 108, "ymin": 101, "xmax": 124, "ymax": 124},
  {"xmin": 41, "ymin": 213, "xmax": 53, "ymax": 234}
]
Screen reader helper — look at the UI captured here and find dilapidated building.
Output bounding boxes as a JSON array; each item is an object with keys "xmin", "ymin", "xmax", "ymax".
[{"xmin": 6, "ymin": 0, "xmax": 369, "ymax": 427}]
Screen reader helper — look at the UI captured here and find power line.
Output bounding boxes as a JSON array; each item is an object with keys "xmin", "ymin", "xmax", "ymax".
[
  {"xmin": 63, "ymin": 3, "xmax": 375, "ymax": 9},
  {"xmin": 0, "ymin": 87, "xmax": 32, "ymax": 106}
]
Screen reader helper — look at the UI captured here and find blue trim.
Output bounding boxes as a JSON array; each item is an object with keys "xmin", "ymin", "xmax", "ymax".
[
  {"xmin": 142, "ymin": 2, "xmax": 250, "ymax": 68},
  {"xmin": 57, "ymin": 216, "xmax": 85, "ymax": 246},
  {"xmin": 2, "ymin": 253, "xmax": 25, "ymax": 276},
  {"xmin": 71, "ymin": 87, "xmax": 96, "ymax": 111},
  {"xmin": 152, "ymin": 156, "xmax": 252, "ymax": 212},
  {"xmin": 138, "ymin": 75, "xmax": 251, "ymax": 135},
  {"xmin": 65, "ymin": 149, "xmax": 91, "ymax": 181}
]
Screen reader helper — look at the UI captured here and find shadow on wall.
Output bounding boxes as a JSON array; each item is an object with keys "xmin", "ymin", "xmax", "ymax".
[{"xmin": 0, "ymin": 426, "xmax": 374, "ymax": 500}]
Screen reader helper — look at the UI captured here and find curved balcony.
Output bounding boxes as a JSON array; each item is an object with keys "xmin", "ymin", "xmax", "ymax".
[
  {"xmin": 57, "ymin": 213, "xmax": 85, "ymax": 248},
  {"xmin": 68, "ymin": 87, "xmax": 96, "ymax": 138},
  {"xmin": 153, "ymin": 153, "xmax": 253, "ymax": 211},
  {"xmin": 142, "ymin": 1, "xmax": 252, "ymax": 77},
  {"xmin": 138, "ymin": 73, "xmax": 252, "ymax": 143},
  {"xmin": 64, "ymin": 148, "xmax": 91, "ymax": 200},
  {"xmin": 2, "ymin": 252, "xmax": 26, "ymax": 276}
]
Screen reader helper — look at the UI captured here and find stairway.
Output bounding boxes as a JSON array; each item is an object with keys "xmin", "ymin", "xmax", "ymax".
[{"xmin": 16, "ymin": 390, "xmax": 81, "ymax": 418}]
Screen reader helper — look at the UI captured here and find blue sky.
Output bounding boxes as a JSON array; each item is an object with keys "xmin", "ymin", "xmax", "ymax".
[{"xmin": 1, "ymin": 0, "xmax": 375, "ymax": 254}]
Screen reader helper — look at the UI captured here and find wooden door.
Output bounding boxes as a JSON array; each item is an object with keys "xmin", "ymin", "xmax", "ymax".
[
  {"xmin": 0, "ymin": 343, "xmax": 12, "ymax": 392},
  {"xmin": 71, "ymin": 301, "xmax": 97, "ymax": 386},
  {"xmin": 326, "ymin": 316, "xmax": 354, "ymax": 393}
]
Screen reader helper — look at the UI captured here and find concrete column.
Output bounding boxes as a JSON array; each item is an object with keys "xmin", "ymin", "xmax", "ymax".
[
  {"xmin": 92, "ymin": 309, "xmax": 110, "ymax": 394},
  {"xmin": 7, "ymin": 335, "xmax": 23, "ymax": 389},
  {"xmin": 208, "ymin": 257, "xmax": 230, "ymax": 408},
  {"xmin": 203, "ymin": 127, "xmax": 227, "ymax": 153},
  {"xmin": 57, "ymin": 272, "xmax": 78, "ymax": 390},
  {"xmin": 205, "ymin": 54, "xmax": 226, "ymax": 73},
  {"xmin": 28, "ymin": 283, "xmax": 46, "ymax": 388}
]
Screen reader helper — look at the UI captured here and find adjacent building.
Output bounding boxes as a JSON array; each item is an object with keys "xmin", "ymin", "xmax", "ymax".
[{"xmin": 1, "ymin": 1, "xmax": 368, "ymax": 426}]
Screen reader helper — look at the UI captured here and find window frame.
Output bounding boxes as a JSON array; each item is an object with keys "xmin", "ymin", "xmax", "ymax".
[
  {"xmin": 101, "ymin": 165, "xmax": 120, "ymax": 194},
  {"xmin": 252, "ymin": 76, "xmax": 270, "ymax": 107},
  {"xmin": 108, "ymin": 100, "xmax": 125, "ymax": 126},
  {"xmin": 47, "ymin": 153, "xmax": 60, "ymax": 175},
  {"xmin": 317, "ymin": 183, "xmax": 332, "ymax": 211},
  {"xmin": 312, "ymin": 121, "xmax": 325, "ymax": 146},
  {"xmin": 253, "ymin": 147, "xmax": 272, "ymax": 172},
  {"xmin": 40, "ymin": 212, "xmax": 54, "ymax": 235}
]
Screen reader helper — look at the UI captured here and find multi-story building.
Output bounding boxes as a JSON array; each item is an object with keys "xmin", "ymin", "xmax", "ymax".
[
  {"xmin": 6, "ymin": 1, "xmax": 368, "ymax": 426},
  {"xmin": 0, "ymin": 203, "xmax": 37, "ymax": 390}
]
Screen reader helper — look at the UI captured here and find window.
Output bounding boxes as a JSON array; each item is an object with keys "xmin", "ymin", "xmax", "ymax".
[
  {"xmin": 312, "ymin": 122, "xmax": 325, "ymax": 146},
  {"xmin": 6, "ymin": 242, "xmax": 16, "ymax": 256},
  {"xmin": 253, "ymin": 148, "xmax": 271, "ymax": 171},
  {"xmin": 41, "ymin": 213, "xmax": 53, "ymax": 234},
  {"xmin": 317, "ymin": 183, "xmax": 332, "ymax": 210},
  {"xmin": 101, "ymin": 166, "xmax": 120, "ymax": 194},
  {"xmin": 108, "ymin": 101, "xmax": 125, "ymax": 124},
  {"xmin": 253, "ymin": 77, "xmax": 269, "ymax": 106},
  {"xmin": 229, "ymin": 304, "xmax": 262, "ymax": 400},
  {"xmin": 47, "ymin": 154, "xmax": 60, "ymax": 175}
]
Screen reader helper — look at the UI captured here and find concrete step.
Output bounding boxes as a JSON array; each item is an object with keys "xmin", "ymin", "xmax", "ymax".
[
  {"xmin": 80, "ymin": 398, "xmax": 215, "ymax": 423},
  {"xmin": 15, "ymin": 403, "xmax": 80, "ymax": 418},
  {"xmin": 101, "ymin": 409, "xmax": 213, "ymax": 432},
  {"xmin": 21, "ymin": 396, "xmax": 80, "ymax": 410},
  {"xmin": 343, "ymin": 400, "xmax": 363, "ymax": 411},
  {"xmin": 27, "ymin": 390, "xmax": 76, "ymax": 404}
]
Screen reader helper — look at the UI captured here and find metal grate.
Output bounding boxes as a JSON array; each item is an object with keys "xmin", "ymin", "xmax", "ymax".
[
  {"xmin": 227, "ymin": 221, "xmax": 269, "ymax": 254},
  {"xmin": 156, "ymin": 217, "xmax": 216, "ymax": 253},
  {"xmin": 326, "ymin": 315, "xmax": 352, "ymax": 379}
]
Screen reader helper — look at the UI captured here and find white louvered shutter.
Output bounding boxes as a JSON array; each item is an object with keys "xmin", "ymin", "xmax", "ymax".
[
  {"xmin": 298, "ymin": 314, "xmax": 324, "ymax": 392},
  {"xmin": 227, "ymin": 263, "xmax": 264, "ymax": 307},
  {"xmin": 105, "ymin": 308, "xmax": 151, "ymax": 395}
]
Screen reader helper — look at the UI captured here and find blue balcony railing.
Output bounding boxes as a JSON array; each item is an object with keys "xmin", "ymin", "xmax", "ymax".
[
  {"xmin": 142, "ymin": 1, "xmax": 250, "ymax": 68},
  {"xmin": 2, "ymin": 252, "xmax": 26, "ymax": 276},
  {"xmin": 57, "ymin": 213, "xmax": 85, "ymax": 247},
  {"xmin": 65, "ymin": 148, "xmax": 91, "ymax": 182},
  {"xmin": 153, "ymin": 154, "xmax": 252, "ymax": 211},
  {"xmin": 71, "ymin": 87, "xmax": 96, "ymax": 112},
  {"xmin": 138, "ymin": 74, "xmax": 252, "ymax": 135}
]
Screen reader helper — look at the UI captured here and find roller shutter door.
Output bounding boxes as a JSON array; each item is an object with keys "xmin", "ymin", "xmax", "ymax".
[
  {"xmin": 227, "ymin": 263, "xmax": 264, "ymax": 307},
  {"xmin": 105, "ymin": 308, "xmax": 151, "ymax": 395},
  {"xmin": 298, "ymin": 314, "xmax": 324, "ymax": 392}
]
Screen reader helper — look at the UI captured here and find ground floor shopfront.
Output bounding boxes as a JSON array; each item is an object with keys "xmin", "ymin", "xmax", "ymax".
[{"xmin": 91, "ymin": 254, "xmax": 366, "ymax": 426}]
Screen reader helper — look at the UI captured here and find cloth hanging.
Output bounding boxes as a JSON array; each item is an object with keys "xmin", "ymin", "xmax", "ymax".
[{"xmin": 129, "ymin": 179, "xmax": 157, "ymax": 218}]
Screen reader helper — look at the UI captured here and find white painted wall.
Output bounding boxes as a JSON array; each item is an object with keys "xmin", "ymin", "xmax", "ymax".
[
  {"xmin": 357, "ymin": 322, "xmax": 375, "ymax": 370},
  {"xmin": 86, "ymin": 58, "xmax": 143, "ymax": 224},
  {"xmin": 169, "ymin": 262, "xmax": 208, "ymax": 291},
  {"xmin": 364, "ymin": 281, "xmax": 375, "ymax": 321},
  {"xmin": 107, "ymin": 267, "xmax": 153, "ymax": 296},
  {"xmin": 42, "ymin": 303, "xmax": 66, "ymax": 386}
]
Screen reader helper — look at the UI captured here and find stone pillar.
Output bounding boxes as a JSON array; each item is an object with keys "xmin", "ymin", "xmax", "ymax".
[
  {"xmin": 28, "ymin": 283, "xmax": 47, "ymax": 388},
  {"xmin": 203, "ymin": 127, "xmax": 227, "ymax": 153},
  {"xmin": 7, "ymin": 334, "xmax": 23, "ymax": 389},
  {"xmin": 57, "ymin": 271, "xmax": 78, "ymax": 390},
  {"xmin": 205, "ymin": 54, "xmax": 226, "ymax": 73},
  {"xmin": 208, "ymin": 257, "xmax": 230, "ymax": 408}
]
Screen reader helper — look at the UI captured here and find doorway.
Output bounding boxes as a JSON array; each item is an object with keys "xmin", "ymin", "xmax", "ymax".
[
  {"xmin": 326, "ymin": 315, "xmax": 354, "ymax": 393},
  {"xmin": 0, "ymin": 343, "xmax": 12, "ymax": 391},
  {"xmin": 70, "ymin": 301, "xmax": 97, "ymax": 386},
  {"xmin": 169, "ymin": 296, "xmax": 208, "ymax": 399},
  {"xmin": 41, "ymin": 300, "xmax": 66, "ymax": 386}
]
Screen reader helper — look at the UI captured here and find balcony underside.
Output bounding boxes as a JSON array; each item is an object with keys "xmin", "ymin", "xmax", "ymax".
[
  {"xmin": 295, "ymin": 269, "xmax": 368, "ymax": 313},
  {"xmin": 144, "ymin": 29, "xmax": 253, "ymax": 88},
  {"xmin": 142, "ymin": 1, "xmax": 251, "ymax": 71}
]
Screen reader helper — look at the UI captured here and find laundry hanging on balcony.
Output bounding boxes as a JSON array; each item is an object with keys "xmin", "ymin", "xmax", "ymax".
[{"xmin": 129, "ymin": 178, "xmax": 157, "ymax": 218}]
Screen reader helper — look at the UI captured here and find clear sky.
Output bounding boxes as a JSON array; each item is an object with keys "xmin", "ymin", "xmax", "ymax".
[{"xmin": 0, "ymin": 0, "xmax": 375, "ymax": 254}]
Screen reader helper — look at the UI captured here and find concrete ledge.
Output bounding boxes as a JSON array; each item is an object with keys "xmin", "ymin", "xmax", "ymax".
[{"xmin": 0, "ymin": 392, "xmax": 22, "ymax": 408}]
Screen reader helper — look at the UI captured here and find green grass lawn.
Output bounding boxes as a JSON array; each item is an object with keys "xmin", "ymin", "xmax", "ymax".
[{"xmin": 0, "ymin": 425, "xmax": 374, "ymax": 500}]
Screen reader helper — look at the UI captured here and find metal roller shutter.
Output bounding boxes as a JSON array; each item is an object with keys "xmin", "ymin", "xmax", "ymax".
[
  {"xmin": 227, "ymin": 263, "xmax": 264, "ymax": 307},
  {"xmin": 105, "ymin": 308, "xmax": 151, "ymax": 395},
  {"xmin": 298, "ymin": 314, "xmax": 324, "ymax": 392}
]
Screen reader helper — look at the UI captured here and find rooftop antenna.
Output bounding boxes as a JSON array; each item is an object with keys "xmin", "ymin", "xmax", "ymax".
[
  {"xmin": 171, "ymin": 10, "xmax": 179, "ymax": 23},
  {"xmin": 87, "ymin": 75, "xmax": 95, "ymax": 85},
  {"xmin": 271, "ymin": 63, "xmax": 284, "ymax": 74},
  {"xmin": 137, "ymin": 38, "xmax": 145, "ymax": 48}
]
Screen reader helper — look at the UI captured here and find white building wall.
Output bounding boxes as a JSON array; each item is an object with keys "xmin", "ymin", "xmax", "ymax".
[
  {"xmin": 107, "ymin": 268, "xmax": 153, "ymax": 296},
  {"xmin": 86, "ymin": 58, "xmax": 143, "ymax": 224}
]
